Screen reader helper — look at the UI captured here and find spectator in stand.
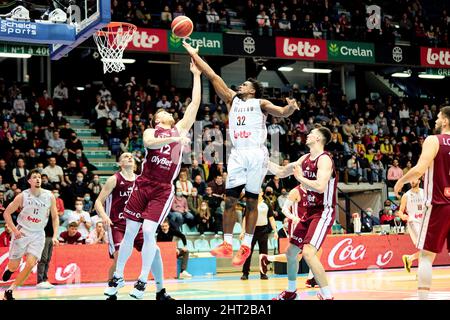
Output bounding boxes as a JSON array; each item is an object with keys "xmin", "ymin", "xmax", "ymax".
[
  {"xmin": 69, "ymin": 172, "xmax": 89, "ymax": 204},
  {"xmin": 160, "ymin": 5, "xmax": 172, "ymax": 29},
  {"xmin": 192, "ymin": 174, "xmax": 207, "ymax": 196},
  {"xmin": 256, "ymin": 10, "xmax": 271, "ymax": 36},
  {"xmin": 266, "ymin": 176, "xmax": 284, "ymax": 197},
  {"xmin": 206, "ymin": 7, "xmax": 220, "ymax": 32},
  {"xmin": 12, "ymin": 158, "xmax": 28, "ymax": 190},
  {"xmin": 278, "ymin": 12, "xmax": 291, "ymax": 33},
  {"xmin": 54, "ymin": 111, "xmax": 67, "ymax": 128},
  {"xmin": 53, "ymin": 81, "xmax": 68, "ymax": 109},
  {"xmin": 48, "ymin": 131, "xmax": 65, "ymax": 156},
  {"xmin": 157, "ymin": 219, "xmax": 192, "ymax": 279},
  {"xmin": 207, "ymin": 175, "xmax": 225, "ymax": 201},
  {"xmin": 169, "ymin": 187, "xmax": 195, "ymax": 230},
  {"xmin": 87, "ymin": 175, "xmax": 102, "ymax": 202},
  {"xmin": 361, "ymin": 208, "xmax": 380, "ymax": 232},
  {"xmin": 194, "ymin": 3, "xmax": 207, "ymax": 31},
  {"xmin": 82, "ymin": 192, "xmax": 93, "ymax": 214},
  {"xmin": 67, "ymin": 199, "xmax": 91, "ymax": 240},
  {"xmin": 37, "ymin": 90, "xmax": 53, "ymax": 110},
  {"xmin": 387, "ymin": 159, "xmax": 403, "ymax": 188},
  {"xmin": 0, "ymin": 224, "xmax": 11, "ymax": 247},
  {"xmin": 42, "ymin": 157, "xmax": 64, "ymax": 187},
  {"xmin": 25, "ymin": 149, "xmax": 40, "ymax": 170},
  {"xmin": 197, "ymin": 201, "xmax": 212, "ymax": 234},
  {"xmin": 40, "ymin": 174, "xmax": 54, "ymax": 190},
  {"xmin": 371, "ymin": 156, "xmax": 386, "ymax": 183},
  {"xmin": 86, "ymin": 221, "xmax": 108, "ymax": 244},
  {"xmin": 65, "ymin": 133, "xmax": 83, "ymax": 157},
  {"xmin": 59, "ymin": 222, "xmax": 84, "ymax": 245},
  {"xmin": 156, "ymin": 95, "xmax": 170, "ymax": 110},
  {"xmin": 176, "ymin": 170, "xmax": 193, "ymax": 197},
  {"xmin": 187, "ymin": 187, "xmax": 202, "ymax": 218},
  {"xmin": 173, "ymin": 5, "xmax": 185, "ymax": 19},
  {"xmin": 346, "ymin": 153, "xmax": 362, "ymax": 183}
]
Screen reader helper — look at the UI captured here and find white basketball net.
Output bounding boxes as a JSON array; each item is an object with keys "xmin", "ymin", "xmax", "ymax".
[{"xmin": 93, "ymin": 23, "xmax": 137, "ymax": 73}]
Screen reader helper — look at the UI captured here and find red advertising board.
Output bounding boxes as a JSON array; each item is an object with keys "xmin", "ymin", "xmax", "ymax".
[
  {"xmin": 276, "ymin": 37, "xmax": 327, "ymax": 60},
  {"xmin": 420, "ymin": 47, "xmax": 450, "ymax": 68},
  {"xmin": 0, "ymin": 242, "xmax": 177, "ymax": 286},
  {"xmin": 127, "ymin": 28, "xmax": 168, "ymax": 52},
  {"xmin": 280, "ymin": 234, "xmax": 450, "ymax": 271}
]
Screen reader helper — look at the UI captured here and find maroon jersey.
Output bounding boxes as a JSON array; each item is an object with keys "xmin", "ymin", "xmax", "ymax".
[
  {"xmin": 301, "ymin": 152, "xmax": 338, "ymax": 208},
  {"xmin": 292, "ymin": 185, "xmax": 308, "ymax": 220},
  {"xmin": 424, "ymin": 134, "xmax": 450, "ymax": 206},
  {"xmin": 138, "ymin": 125, "xmax": 183, "ymax": 185},
  {"xmin": 106, "ymin": 172, "xmax": 134, "ymax": 227}
]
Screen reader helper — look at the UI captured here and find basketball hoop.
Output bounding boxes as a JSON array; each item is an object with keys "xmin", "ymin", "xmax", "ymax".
[{"xmin": 93, "ymin": 22, "xmax": 137, "ymax": 73}]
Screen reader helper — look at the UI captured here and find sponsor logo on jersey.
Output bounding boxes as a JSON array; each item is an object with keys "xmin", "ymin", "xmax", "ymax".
[
  {"xmin": 233, "ymin": 130, "xmax": 252, "ymax": 139},
  {"xmin": 151, "ymin": 155, "xmax": 173, "ymax": 167},
  {"xmin": 26, "ymin": 215, "xmax": 41, "ymax": 224}
]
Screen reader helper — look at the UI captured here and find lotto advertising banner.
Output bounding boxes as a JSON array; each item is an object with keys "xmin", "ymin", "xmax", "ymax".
[
  {"xmin": 421, "ymin": 46, "xmax": 450, "ymax": 68},
  {"xmin": 375, "ymin": 44, "xmax": 420, "ymax": 66},
  {"xmin": 223, "ymin": 34, "xmax": 275, "ymax": 57},
  {"xmin": 280, "ymin": 234, "xmax": 450, "ymax": 271},
  {"xmin": 0, "ymin": 242, "xmax": 177, "ymax": 286},
  {"xmin": 127, "ymin": 28, "xmax": 168, "ymax": 52},
  {"xmin": 169, "ymin": 31, "xmax": 223, "ymax": 55},
  {"xmin": 327, "ymin": 41, "xmax": 375, "ymax": 63},
  {"xmin": 275, "ymin": 37, "xmax": 327, "ymax": 61}
]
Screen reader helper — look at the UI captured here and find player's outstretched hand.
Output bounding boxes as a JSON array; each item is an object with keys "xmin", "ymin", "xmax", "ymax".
[
  {"xmin": 52, "ymin": 236, "xmax": 59, "ymax": 246},
  {"xmin": 182, "ymin": 41, "xmax": 199, "ymax": 56},
  {"xmin": 190, "ymin": 59, "xmax": 202, "ymax": 76},
  {"xmin": 286, "ymin": 98, "xmax": 299, "ymax": 110},
  {"xmin": 102, "ymin": 216, "xmax": 113, "ymax": 227}
]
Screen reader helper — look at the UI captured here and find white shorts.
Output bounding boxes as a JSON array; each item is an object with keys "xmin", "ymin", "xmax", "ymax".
[
  {"xmin": 407, "ymin": 220, "xmax": 421, "ymax": 246},
  {"xmin": 9, "ymin": 227, "xmax": 45, "ymax": 261},
  {"xmin": 226, "ymin": 147, "xmax": 269, "ymax": 195}
]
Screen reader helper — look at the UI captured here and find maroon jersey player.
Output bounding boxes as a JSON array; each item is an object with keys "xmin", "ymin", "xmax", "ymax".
[
  {"xmin": 105, "ymin": 61, "xmax": 202, "ymax": 300},
  {"xmin": 395, "ymin": 106, "xmax": 450, "ymax": 300},
  {"xmin": 269, "ymin": 126, "xmax": 337, "ymax": 300},
  {"xmin": 95, "ymin": 153, "xmax": 173, "ymax": 300}
]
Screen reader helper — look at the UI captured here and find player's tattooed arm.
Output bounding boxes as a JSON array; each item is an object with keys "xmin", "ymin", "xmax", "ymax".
[{"xmin": 260, "ymin": 98, "xmax": 299, "ymax": 117}]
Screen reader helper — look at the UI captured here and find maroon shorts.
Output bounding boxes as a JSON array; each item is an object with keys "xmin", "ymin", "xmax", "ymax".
[
  {"xmin": 289, "ymin": 206, "xmax": 334, "ymax": 250},
  {"xmin": 107, "ymin": 224, "xmax": 144, "ymax": 259},
  {"xmin": 123, "ymin": 180, "xmax": 174, "ymax": 224},
  {"xmin": 417, "ymin": 204, "xmax": 450, "ymax": 253}
]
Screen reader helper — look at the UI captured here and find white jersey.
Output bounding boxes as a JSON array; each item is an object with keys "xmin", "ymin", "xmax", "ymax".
[
  {"xmin": 405, "ymin": 188, "xmax": 425, "ymax": 223},
  {"xmin": 17, "ymin": 189, "xmax": 52, "ymax": 232},
  {"xmin": 229, "ymin": 97, "xmax": 267, "ymax": 149}
]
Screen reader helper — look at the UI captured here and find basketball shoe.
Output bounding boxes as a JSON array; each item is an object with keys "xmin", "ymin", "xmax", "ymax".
[
  {"xmin": 104, "ymin": 275, "xmax": 125, "ymax": 296},
  {"xmin": 232, "ymin": 245, "xmax": 251, "ymax": 266},
  {"xmin": 129, "ymin": 280, "xmax": 146, "ymax": 299},
  {"xmin": 317, "ymin": 293, "xmax": 334, "ymax": 300},
  {"xmin": 305, "ymin": 277, "xmax": 319, "ymax": 288},
  {"xmin": 402, "ymin": 255, "xmax": 412, "ymax": 273},
  {"xmin": 2, "ymin": 269, "xmax": 13, "ymax": 282},
  {"xmin": 210, "ymin": 242, "xmax": 233, "ymax": 258},
  {"xmin": 259, "ymin": 254, "xmax": 271, "ymax": 274},
  {"xmin": 273, "ymin": 290, "xmax": 298, "ymax": 300},
  {"xmin": 156, "ymin": 288, "xmax": 175, "ymax": 300},
  {"xmin": 2, "ymin": 290, "xmax": 14, "ymax": 300}
]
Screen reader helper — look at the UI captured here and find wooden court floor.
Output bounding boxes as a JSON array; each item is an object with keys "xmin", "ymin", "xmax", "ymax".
[{"xmin": 4, "ymin": 267, "xmax": 450, "ymax": 300}]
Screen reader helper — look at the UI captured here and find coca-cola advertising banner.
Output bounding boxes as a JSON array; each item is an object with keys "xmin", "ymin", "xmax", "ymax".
[
  {"xmin": 421, "ymin": 47, "xmax": 450, "ymax": 68},
  {"xmin": 0, "ymin": 243, "xmax": 177, "ymax": 286},
  {"xmin": 275, "ymin": 37, "xmax": 328, "ymax": 61},
  {"xmin": 280, "ymin": 235, "xmax": 450, "ymax": 271},
  {"xmin": 126, "ymin": 28, "xmax": 168, "ymax": 52}
]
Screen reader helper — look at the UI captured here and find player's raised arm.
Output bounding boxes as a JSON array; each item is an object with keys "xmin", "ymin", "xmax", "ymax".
[
  {"xmin": 260, "ymin": 98, "xmax": 299, "ymax": 117},
  {"xmin": 2, "ymin": 193, "xmax": 23, "ymax": 239},
  {"xmin": 94, "ymin": 175, "xmax": 117, "ymax": 226},
  {"xmin": 267, "ymin": 156, "xmax": 306, "ymax": 178},
  {"xmin": 176, "ymin": 60, "xmax": 202, "ymax": 133},
  {"xmin": 143, "ymin": 128, "xmax": 187, "ymax": 149},
  {"xmin": 183, "ymin": 41, "xmax": 235, "ymax": 107},
  {"xmin": 50, "ymin": 194, "xmax": 60, "ymax": 245},
  {"xmin": 294, "ymin": 155, "xmax": 333, "ymax": 193},
  {"xmin": 397, "ymin": 193, "xmax": 408, "ymax": 221},
  {"xmin": 394, "ymin": 135, "xmax": 439, "ymax": 196}
]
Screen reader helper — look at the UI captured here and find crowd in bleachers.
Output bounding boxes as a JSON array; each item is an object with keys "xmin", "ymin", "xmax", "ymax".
[{"xmin": 111, "ymin": 0, "xmax": 450, "ymax": 47}]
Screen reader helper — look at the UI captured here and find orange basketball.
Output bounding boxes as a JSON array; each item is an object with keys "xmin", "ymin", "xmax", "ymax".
[{"xmin": 171, "ymin": 16, "xmax": 193, "ymax": 38}]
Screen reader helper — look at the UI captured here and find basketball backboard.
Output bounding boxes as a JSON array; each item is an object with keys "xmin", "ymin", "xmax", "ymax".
[{"xmin": 0, "ymin": 0, "xmax": 110, "ymax": 60}]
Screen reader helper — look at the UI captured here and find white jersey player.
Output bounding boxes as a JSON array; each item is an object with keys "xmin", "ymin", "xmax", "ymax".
[
  {"xmin": 183, "ymin": 41, "xmax": 299, "ymax": 266},
  {"xmin": 397, "ymin": 179, "xmax": 425, "ymax": 273},
  {"xmin": 2, "ymin": 169, "xmax": 59, "ymax": 300}
]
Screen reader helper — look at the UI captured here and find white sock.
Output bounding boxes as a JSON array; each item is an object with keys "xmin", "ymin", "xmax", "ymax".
[
  {"xmin": 418, "ymin": 289, "xmax": 430, "ymax": 300},
  {"xmin": 224, "ymin": 234, "xmax": 233, "ymax": 245},
  {"xmin": 307, "ymin": 269, "xmax": 314, "ymax": 280},
  {"xmin": 242, "ymin": 233, "xmax": 253, "ymax": 247},
  {"xmin": 320, "ymin": 286, "xmax": 333, "ymax": 299},
  {"xmin": 151, "ymin": 246, "xmax": 164, "ymax": 292},
  {"xmin": 288, "ymin": 280, "xmax": 296, "ymax": 292},
  {"xmin": 114, "ymin": 219, "xmax": 141, "ymax": 278},
  {"xmin": 138, "ymin": 220, "xmax": 158, "ymax": 283},
  {"xmin": 267, "ymin": 256, "xmax": 275, "ymax": 262}
]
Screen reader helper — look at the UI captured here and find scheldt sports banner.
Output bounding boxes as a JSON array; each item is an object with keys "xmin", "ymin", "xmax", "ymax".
[
  {"xmin": 0, "ymin": 243, "xmax": 177, "ymax": 286},
  {"xmin": 275, "ymin": 37, "xmax": 327, "ymax": 61},
  {"xmin": 421, "ymin": 47, "xmax": 450, "ymax": 68},
  {"xmin": 127, "ymin": 28, "xmax": 168, "ymax": 52},
  {"xmin": 169, "ymin": 31, "xmax": 223, "ymax": 55},
  {"xmin": 280, "ymin": 235, "xmax": 450, "ymax": 271},
  {"xmin": 223, "ymin": 34, "xmax": 275, "ymax": 57},
  {"xmin": 328, "ymin": 41, "xmax": 375, "ymax": 63}
]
